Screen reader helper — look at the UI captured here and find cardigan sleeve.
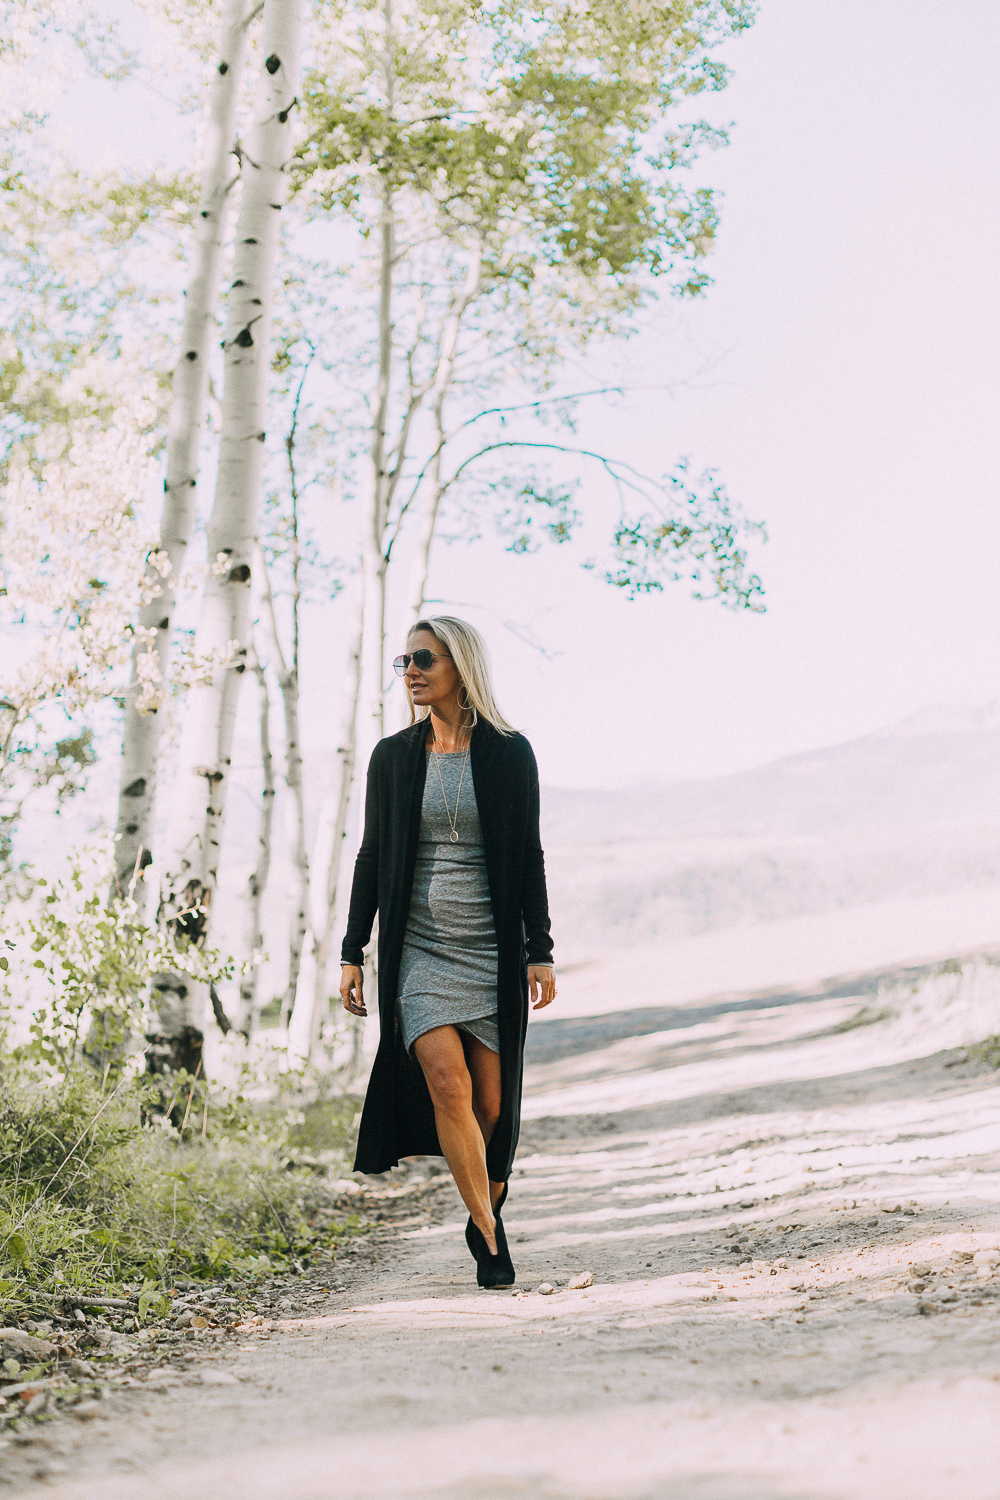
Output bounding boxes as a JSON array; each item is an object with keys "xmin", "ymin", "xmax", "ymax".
[
  {"xmin": 340, "ymin": 745, "xmax": 381, "ymax": 967},
  {"xmin": 521, "ymin": 743, "xmax": 554, "ymax": 966}
]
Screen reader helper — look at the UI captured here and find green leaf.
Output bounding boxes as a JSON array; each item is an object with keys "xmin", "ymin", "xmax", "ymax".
[
  {"xmin": 6, "ymin": 1234, "xmax": 29, "ymax": 1269},
  {"xmin": 137, "ymin": 1276, "xmax": 159, "ymax": 1325},
  {"xmin": 0, "ymin": 1279, "xmax": 15, "ymax": 1298},
  {"xmin": 0, "ymin": 956, "xmax": 7, "ymax": 972}
]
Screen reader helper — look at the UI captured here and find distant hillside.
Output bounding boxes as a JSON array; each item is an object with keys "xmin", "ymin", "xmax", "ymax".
[
  {"xmin": 541, "ymin": 705, "xmax": 1000, "ymax": 959},
  {"xmin": 542, "ymin": 703, "xmax": 1000, "ymax": 843}
]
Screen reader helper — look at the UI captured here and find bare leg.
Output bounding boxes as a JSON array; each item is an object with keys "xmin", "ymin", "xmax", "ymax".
[
  {"xmin": 463, "ymin": 1033, "xmax": 506, "ymax": 1210},
  {"xmin": 413, "ymin": 1026, "xmax": 497, "ymax": 1254}
]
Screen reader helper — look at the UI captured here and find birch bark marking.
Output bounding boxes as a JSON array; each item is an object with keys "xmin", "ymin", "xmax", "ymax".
[
  {"xmin": 161, "ymin": 0, "xmax": 304, "ymax": 947},
  {"xmin": 111, "ymin": 0, "xmax": 255, "ymax": 904}
]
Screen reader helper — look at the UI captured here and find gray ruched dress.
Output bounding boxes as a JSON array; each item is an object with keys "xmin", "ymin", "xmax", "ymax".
[{"xmin": 396, "ymin": 750, "xmax": 500, "ymax": 1054}]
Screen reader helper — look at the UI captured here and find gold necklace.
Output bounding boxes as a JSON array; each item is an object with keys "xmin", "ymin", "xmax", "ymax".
[{"xmin": 433, "ymin": 742, "xmax": 469, "ymax": 843}]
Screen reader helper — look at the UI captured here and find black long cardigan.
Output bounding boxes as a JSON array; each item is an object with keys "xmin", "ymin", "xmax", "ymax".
[{"xmin": 341, "ymin": 717, "xmax": 554, "ymax": 1181}]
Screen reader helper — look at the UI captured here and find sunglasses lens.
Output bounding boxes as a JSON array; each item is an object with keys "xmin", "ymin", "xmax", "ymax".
[
  {"xmin": 413, "ymin": 650, "xmax": 435, "ymax": 669},
  {"xmin": 392, "ymin": 656, "xmax": 408, "ymax": 676}
]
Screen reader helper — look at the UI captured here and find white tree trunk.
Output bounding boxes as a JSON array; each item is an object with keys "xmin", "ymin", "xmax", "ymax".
[
  {"xmin": 160, "ymin": 0, "xmax": 303, "ymax": 954},
  {"xmin": 256, "ymin": 552, "xmax": 308, "ymax": 1031},
  {"xmin": 284, "ymin": 606, "xmax": 363, "ymax": 1060},
  {"xmin": 239, "ymin": 633, "xmax": 275, "ymax": 1038},
  {"xmin": 356, "ymin": 167, "xmax": 395, "ymax": 779},
  {"xmin": 111, "ymin": 0, "xmax": 255, "ymax": 904},
  {"xmin": 405, "ymin": 245, "xmax": 482, "ymax": 624}
]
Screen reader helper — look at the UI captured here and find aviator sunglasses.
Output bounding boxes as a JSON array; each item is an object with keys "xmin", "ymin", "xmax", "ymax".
[{"xmin": 393, "ymin": 649, "xmax": 452, "ymax": 676}]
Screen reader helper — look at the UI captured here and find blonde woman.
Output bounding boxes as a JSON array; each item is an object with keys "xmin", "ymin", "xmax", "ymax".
[{"xmin": 340, "ymin": 616, "xmax": 556, "ymax": 1287}]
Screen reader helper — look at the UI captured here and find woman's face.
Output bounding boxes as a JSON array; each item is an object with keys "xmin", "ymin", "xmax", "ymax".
[{"xmin": 404, "ymin": 629, "xmax": 462, "ymax": 712}]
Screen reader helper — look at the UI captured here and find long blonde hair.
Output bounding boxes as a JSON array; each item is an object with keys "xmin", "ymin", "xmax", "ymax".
[{"xmin": 406, "ymin": 616, "xmax": 514, "ymax": 735}]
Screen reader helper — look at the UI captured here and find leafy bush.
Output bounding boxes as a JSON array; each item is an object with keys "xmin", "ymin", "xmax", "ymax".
[{"xmin": 7, "ymin": 848, "xmax": 236, "ymax": 1079}]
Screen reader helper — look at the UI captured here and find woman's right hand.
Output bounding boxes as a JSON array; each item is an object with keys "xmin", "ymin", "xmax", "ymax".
[{"xmin": 340, "ymin": 964, "xmax": 367, "ymax": 1017}]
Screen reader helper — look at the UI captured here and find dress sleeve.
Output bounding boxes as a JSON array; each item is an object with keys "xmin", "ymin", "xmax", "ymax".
[
  {"xmin": 340, "ymin": 745, "xmax": 381, "ymax": 967},
  {"xmin": 521, "ymin": 742, "xmax": 554, "ymax": 966}
]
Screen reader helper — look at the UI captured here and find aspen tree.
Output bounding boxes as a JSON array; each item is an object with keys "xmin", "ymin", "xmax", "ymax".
[
  {"xmin": 286, "ymin": 613, "xmax": 362, "ymax": 1060},
  {"xmin": 160, "ymin": 0, "xmax": 304, "ymax": 971},
  {"xmin": 256, "ymin": 550, "xmax": 308, "ymax": 1031},
  {"xmin": 238, "ymin": 635, "xmax": 276, "ymax": 1036},
  {"xmin": 355, "ymin": 0, "xmax": 397, "ymax": 775},
  {"xmin": 111, "ymin": 0, "xmax": 256, "ymax": 903},
  {"xmin": 403, "ymin": 245, "xmax": 482, "ymax": 623}
]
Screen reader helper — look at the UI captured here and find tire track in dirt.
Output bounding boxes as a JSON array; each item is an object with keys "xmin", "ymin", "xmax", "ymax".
[{"xmin": 8, "ymin": 974, "xmax": 1000, "ymax": 1500}]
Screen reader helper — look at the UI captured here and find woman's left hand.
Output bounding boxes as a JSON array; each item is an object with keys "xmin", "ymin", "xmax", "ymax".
[{"xmin": 528, "ymin": 965, "xmax": 557, "ymax": 1010}]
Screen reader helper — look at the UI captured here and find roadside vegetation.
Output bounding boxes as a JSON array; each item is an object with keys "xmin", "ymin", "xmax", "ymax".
[{"xmin": 0, "ymin": 861, "xmax": 367, "ymax": 1367}]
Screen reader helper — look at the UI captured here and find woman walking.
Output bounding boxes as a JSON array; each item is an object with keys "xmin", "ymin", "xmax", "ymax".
[{"xmin": 339, "ymin": 616, "xmax": 556, "ymax": 1288}]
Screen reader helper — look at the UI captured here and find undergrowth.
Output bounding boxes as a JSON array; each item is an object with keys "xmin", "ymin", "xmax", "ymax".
[
  {"xmin": 0, "ymin": 1056, "xmax": 364, "ymax": 1321},
  {"xmin": 830, "ymin": 1004, "xmax": 895, "ymax": 1034},
  {"xmin": 968, "ymin": 1035, "xmax": 1000, "ymax": 1068}
]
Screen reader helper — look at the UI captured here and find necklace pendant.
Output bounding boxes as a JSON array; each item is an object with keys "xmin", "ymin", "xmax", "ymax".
[{"xmin": 450, "ymin": 829, "xmax": 459, "ymax": 843}]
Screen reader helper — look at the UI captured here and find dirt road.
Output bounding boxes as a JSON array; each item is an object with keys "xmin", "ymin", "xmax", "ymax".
[{"xmin": 9, "ymin": 967, "xmax": 1000, "ymax": 1499}]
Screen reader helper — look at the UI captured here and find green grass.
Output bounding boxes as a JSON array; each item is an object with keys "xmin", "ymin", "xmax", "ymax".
[
  {"xmin": 830, "ymin": 1004, "xmax": 894, "ymax": 1034},
  {"xmin": 968, "ymin": 1035, "xmax": 1000, "ymax": 1068},
  {"xmin": 0, "ymin": 1057, "xmax": 364, "ymax": 1321}
]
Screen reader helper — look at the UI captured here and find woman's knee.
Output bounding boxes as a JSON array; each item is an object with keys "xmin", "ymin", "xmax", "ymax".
[
  {"xmin": 424, "ymin": 1062, "xmax": 472, "ymax": 1114},
  {"xmin": 475, "ymin": 1090, "xmax": 501, "ymax": 1133}
]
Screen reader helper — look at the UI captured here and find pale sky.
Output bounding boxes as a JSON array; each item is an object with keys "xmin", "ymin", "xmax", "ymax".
[{"xmin": 41, "ymin": 0, "xmax": 1000, "ymax": 792}]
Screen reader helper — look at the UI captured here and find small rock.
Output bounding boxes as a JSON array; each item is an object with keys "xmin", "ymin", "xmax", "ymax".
[
  {"xmin": 22, "ymin": 1392, "xmax": 46, "ymax": 1418},
  {"xmin": 174, "ymin": 1311, "xmax": 195, "ymax": 1328},
  {"xmin": 62, "ymin": 1358, "xmax": 97, "ymax": 1378},
  {"xmin": 830, "ymin": 1197, "xmax": 856, "ymax": 1210},
  {"xmin": 199, "ymin": 1369, "xmax": 238, "ymax": 1385},
  {"xmin": 908, "ymin": 1280, "xmax": 927, "ymax": 1294},
  {"xmin": 72, "ymin": 1400, "xmax": 103, "ymax": 1421},
  {"xmin": 567, "ymin": 1271, "xmax": 593, "ymax": 1290},
  {"xmin": 774, "ymin": 1259, "xmax": 790, "ymax": 1270},
  {"xmin": 911, "ymin": 1263, "xmax": 932, "ymax": 1276},
  {"xmin": 878, "ymin": 1201, "xmax": 902, "ymax": 1214},
  {"xmin": 191, "ymin": 1316, "xmax": 209, "ymax": 1331},
  {"xmin": 973, "ymin": 1250, "xmax": 1000, "ymax": 1269},
  {"xmin": 939, "ymin": 1290, "xmax": 959, "ymax": 1304},
  {"xmin": 882, "ymin": 1294, "xmax": 921, "ymax": 1315},
  {"xmin": 0, "ymin": 1329, "xmax": 55, "ymax": 1362},
  {"xmin": 331, "ymin": 1179, "xmax": 362, "ymax": 1197},
  {"xmin": 537, "ymin": 1283, "xmax": 554, "ymax": 1296}
]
